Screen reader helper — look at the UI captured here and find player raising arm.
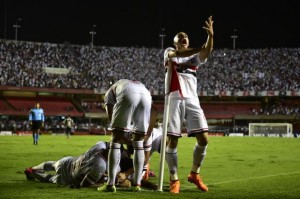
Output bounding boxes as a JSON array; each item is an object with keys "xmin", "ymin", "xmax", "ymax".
[{"xmin": 163, "ymin": 16, "xmax": 214, "ymax": 193}]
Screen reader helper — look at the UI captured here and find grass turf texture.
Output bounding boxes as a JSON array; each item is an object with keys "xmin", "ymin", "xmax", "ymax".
[{"xmin": 0, "ymin": 135, "xmax": 299, "ymax": 199}]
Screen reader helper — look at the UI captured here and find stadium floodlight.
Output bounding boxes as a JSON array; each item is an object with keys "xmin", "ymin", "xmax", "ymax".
[
  {"xmin": 89, "ymin": 24, "xmax": 96, "ymax": 48},
  {"xmin": 231, "ymin": 29, "xmax": 238, "ymax": 49},
  {"xmin": 13, "ymin": 18, "xmax": 22, "ymax": 41},
  {"xmin": 159, "ymin": 28, "xmax": 166, "ymax": 49}
]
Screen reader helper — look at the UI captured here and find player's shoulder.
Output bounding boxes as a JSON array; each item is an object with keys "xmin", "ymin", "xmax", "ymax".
[
  {"xmin": 164, "ymin": 47, "xmax": 175, "ymax": 53},
  {"xmin": 164, "ymin": 47, "xmax": 175, "ymax": 60}
]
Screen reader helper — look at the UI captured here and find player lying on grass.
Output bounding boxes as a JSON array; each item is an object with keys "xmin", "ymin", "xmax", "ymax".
[{"xmin": 23, "ymin": 141, "xmax": 157, "ymax": 190}]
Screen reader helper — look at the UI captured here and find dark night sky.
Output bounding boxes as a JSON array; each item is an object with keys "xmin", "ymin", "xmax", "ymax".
[{"xmin": 1, "ymin": 0, "xmax": 300, "ymax": 49}]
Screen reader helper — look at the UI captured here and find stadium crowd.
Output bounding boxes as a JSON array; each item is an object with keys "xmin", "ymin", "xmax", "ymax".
[
  {"xmin": 1, "ymin": 39, "xmax": 299, "ymax": 93},
  {"xmin": 0, "ymin": 39, "xmax": 299, "ymax": 134}
]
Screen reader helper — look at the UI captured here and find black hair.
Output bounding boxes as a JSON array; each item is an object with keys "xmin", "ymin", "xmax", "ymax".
[
  {"xmin": 126, "ymin": 144, "xmax": 134, "ymax": 155},
  {"xmin": 119, "ymin": 156, "xmax": 133, "ymax": 172}
]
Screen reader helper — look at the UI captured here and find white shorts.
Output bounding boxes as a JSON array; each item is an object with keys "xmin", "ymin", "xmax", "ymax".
[
  {"xmin": 167, "ymin": 97, "xmax": 209, "ymax": 137},
  {"xmin": 111, "ymin": 92, "xmax": 152, "ymax": 134}
]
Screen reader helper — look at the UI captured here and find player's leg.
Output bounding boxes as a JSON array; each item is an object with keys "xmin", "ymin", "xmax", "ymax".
[
  {"xmin": 129, "ymin": 92, "xmax": 151, "ymax": 191},
  {"xmin": 186, "ymin": 98, "xmax": 209, "ymax": 191},
  {"xmin": 31, "ymin": 172, "xmax": 54, "ymax": 182},
  {"xmin": 98, "ymin": 130, "xmax": 123, "ymax": 192},
  {"xmin": 24, "ymin": 161, "xmax": 56, "ymax": 181},
  {"xmin": 187, "ymin": 132, "xmax": 209, "ymax": 191},
  {"xmin": 31, "ymin": 161, "xmax": 56, "ymax": 172},
  {"xmin": 66, "ymin": 128, "xmax": 70, "ymax": 139},
  {"xmin": 99, "ymin": 93, "xmax": 133, "ymax": 192},
  {"xmin": 131, "ymin": 133, "xmax": 145, "ymax": 191},
  {"xmin": 142, "ymin": 133, "xmax": 152, "ymax": 180},
  {"xmin": 32, "ymin": 122, "xmax": 37, "ymax": 145},
  {"xmin": 32, "ymin": 131, "xmax": 36, "ymax": 145},
  {"xmin": 165, "ymin": 135, "xmax": 180, "ymax": 193},
  {"xmin": 165, "ymin": 98, "xmax": 182, "ymax": 193}
]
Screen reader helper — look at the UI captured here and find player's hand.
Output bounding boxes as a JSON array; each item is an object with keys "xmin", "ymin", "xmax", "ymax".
[
  {"xmin": 203, "ymin": 15, "xmax": 214, "ymax": 37},
  {"xmin": 42, "ymin": 122, "xmax": 44, "ymax": 127}
]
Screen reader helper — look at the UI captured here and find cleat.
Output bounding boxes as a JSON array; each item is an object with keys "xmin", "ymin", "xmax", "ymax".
[
  {"xmin": 97, "ymin": 184, "xmax": 116, "ymax": 193},
  {"xmin": 24, "ymin": 168, "xmax": 35, "ymax": 181},
  {"xmin": 170, "ymin": 180, "xmax": 180, "ymax": 194},
  {"xmin": 143, "ymin": 163, "xmax": 150, "ymax": 180},
  {"xmin": 129, "ymin": 185, "xmax": 141, "ymax": 192},
  {"xmin": 187, "ymin": 172, "xmax": 208, "ymax": 192}
]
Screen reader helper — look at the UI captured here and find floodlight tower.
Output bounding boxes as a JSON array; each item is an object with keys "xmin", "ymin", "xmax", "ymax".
[
  {"xmin": 13, "ymin": 18, "xmax": 22, "ymax": 41},
  {"xmin": 159, "ymin": 28, "xmax": 166, "ymax": 49},
  {"xmin": 89, "ymin": 24, "xmax": 96, "ymax": 48},
  {"xmin": 231, "ymin": 29, "xmax": 238, "ymax": 49}
]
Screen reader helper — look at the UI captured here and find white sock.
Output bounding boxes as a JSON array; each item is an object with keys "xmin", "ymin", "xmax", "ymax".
[
  {"xmin": 31, "ymin": 162, "xmax": 46, "ymax": 171},
  {"xmin": 133, "ymin": 140, "xmax": 144, "ymax": 186},
  {"xmin": 192, "ymin": 143, "xmax": 207, "ymax": 173},
  {"xmin": 165, "ymin": 147, "xmax": 178, "ymax": 181},
  {"xmin": 107, "ymin": 142, "xmax": 121, "ymax": 186}
]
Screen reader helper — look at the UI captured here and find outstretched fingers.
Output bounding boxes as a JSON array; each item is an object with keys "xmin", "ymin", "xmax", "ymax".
[{"xmin": 203, "ymin": 16, "xmax": 214, "ymax": 36}]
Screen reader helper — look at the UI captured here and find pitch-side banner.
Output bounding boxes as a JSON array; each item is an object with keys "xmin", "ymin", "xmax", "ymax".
[{"xmin": 197, "ymin": 90, "xmax": 300, "ymax": 96}]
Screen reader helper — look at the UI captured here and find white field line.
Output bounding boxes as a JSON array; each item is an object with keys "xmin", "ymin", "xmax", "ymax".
[{"xmin": 210, "ymin": 171, "xmax": 300, "ymax": 185}]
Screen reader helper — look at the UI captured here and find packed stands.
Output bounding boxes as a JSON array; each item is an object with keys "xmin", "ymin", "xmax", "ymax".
[{"xmin": 0, "ymin": 39, "xmax": 299, "ymax": 135}]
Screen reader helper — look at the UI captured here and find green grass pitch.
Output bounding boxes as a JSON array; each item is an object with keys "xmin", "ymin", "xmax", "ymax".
[{"xmin": 0, "ymin": 135, "xmax": 299, "ymax": 199}]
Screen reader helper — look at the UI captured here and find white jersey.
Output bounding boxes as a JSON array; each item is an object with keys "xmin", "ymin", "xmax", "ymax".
[
  {"xmin": 144, "ymin": 128, "xmax": 162, "ymax": 154},
  {"xmin": 150, "ymin": 128, "xmax": 162, "ymax": 155},
  {"xmin": 50, "ymin": 141, "xmax": 107, "ymax": 186},
  {"xmin": 64, "ymin": 117, "xmax": 74, "ymax": 128},
  {"xmin": 163, "ymin": 47, "xmax": 209, "ymax": 136},
  {"xmin": 164, "ymin": 47, "xmax": 206, "ymax": 99}
]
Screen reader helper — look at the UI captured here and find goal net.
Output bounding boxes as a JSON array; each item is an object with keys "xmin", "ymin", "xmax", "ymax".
[{"xmin": 248, "ymin": 123, "xmax": 293, "ymax": 137}]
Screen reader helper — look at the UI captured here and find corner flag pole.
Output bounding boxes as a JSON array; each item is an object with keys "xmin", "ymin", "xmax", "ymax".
[
  {"xmin": 157, "ymin": 63, "xmax": 173, "ymax": 192},
  {"xmin": 157, "ymin": 93, "xmax": 170, "ymax": 191}
]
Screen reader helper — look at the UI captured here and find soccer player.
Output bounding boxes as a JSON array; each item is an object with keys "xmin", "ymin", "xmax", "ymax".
[
  {"xmin": 98, "ymin": 79, "xmax": 152, "ymax": 192},
  {"xmin": 28, "ymin": 102, "xmax": 45, "ymax": 145},
  {"xmin": 63, "ymin": 114, "xmax": 74, "ymax": 139},
  {"xmin": 24, "ymin": 141, "xmax": 145, "ymax": 189},
  {"xmin": 24, "ymin": 141, "xmax": 109, "ymax": 187},
  {"xmin": 163, "ymin": 16, "xmax": 214, "ymax": 193}
]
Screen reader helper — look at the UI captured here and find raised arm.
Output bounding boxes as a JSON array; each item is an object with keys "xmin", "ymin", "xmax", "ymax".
[{"xmin": 199, "ymin": 15, "xmax": 214, "ymax": 62}]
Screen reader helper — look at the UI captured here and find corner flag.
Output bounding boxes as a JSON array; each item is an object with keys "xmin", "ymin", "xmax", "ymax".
[{"xmin": 158, "ymin": 62, "xmax": 181, "ymax": 191}]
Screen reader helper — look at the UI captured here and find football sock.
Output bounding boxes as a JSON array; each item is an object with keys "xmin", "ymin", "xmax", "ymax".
[
  {"xmin": 107, "ymin": 142, "xmax": 121, "ymax": 186},
  {"xmin": 133, "ymin": 140, "xmax": 144, "ymax": 185},
  {"xmin": 192, "ymin": 143, "xmax": 207, "ymax": 173},
  {"xmin": 165, "ymin": 147, "xmax": 178, "ymax": 181}
]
